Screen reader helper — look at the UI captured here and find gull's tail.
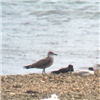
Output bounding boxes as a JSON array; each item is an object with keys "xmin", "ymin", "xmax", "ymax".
[{"xmin": 24, "ymin": 65, "xmax": 33, "ymax": 69}]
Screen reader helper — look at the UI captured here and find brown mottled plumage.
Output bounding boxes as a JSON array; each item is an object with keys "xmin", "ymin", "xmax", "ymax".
[{"xmin": 24, "ymin": 51, "xmax": 57, "ymax": 73}]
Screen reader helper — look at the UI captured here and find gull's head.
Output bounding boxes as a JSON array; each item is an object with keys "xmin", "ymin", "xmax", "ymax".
[
  {"xmin": 51, "ymin": 94, "xmax": 58, "ymax": 99},
  {"xmin": 68, "ymin": 64, "xmax": 73, "ymax": 69},
  {"xmin": 88, "ymin": 67, "xmax": 94, "ymax": 71},
  {"xmin": 68, "ymin": 64, "xmax": 74, "ymax": 71},
  {"xmin": 88, "ymin": 67, "xmax": 94, "ymax": 75},
  {"xmin": 48, "ymin": 51, "xmax": 57, "ymax": 57}
]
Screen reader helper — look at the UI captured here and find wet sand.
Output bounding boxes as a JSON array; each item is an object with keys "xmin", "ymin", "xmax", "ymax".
[{"xmin": 1, "ymin": 70, "xmax": 100, "ymax": 100}]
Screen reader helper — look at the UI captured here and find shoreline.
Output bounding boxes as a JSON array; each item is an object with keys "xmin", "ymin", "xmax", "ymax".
[{"xmin": 1, "ymin": 69, "xmax": 100, "ymax": 100}]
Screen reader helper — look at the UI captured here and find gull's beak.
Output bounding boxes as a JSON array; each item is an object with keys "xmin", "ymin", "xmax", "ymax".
[{"xmin": 54, "ymin": 53, "xmax": 57, "ymax": 56}]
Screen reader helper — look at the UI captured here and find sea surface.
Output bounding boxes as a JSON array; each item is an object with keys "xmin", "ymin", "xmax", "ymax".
[{"xmin": 1, "ymin": 0, "xmax": 100, "ymax": 75}]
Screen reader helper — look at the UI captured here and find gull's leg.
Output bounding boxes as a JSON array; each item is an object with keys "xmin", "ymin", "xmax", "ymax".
[{"xmin": 42, "ymin": 68, "xmax": 45, "ymax": 74}]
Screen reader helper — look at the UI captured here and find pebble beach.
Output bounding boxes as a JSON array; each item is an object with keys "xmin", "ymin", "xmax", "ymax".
[{"xmin": 1, "ymin": 69, "xmax": 100, "ymax": 100}]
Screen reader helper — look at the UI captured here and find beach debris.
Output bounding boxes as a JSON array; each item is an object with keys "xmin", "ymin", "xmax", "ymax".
[{"xmin": 41, "ymin": 94, "xmax": 59, "ymax": 100}]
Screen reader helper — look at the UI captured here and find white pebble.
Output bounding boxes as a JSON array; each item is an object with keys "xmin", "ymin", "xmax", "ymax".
[{"xmin": 41, "ymin": 94, "xmax": 59, "ymax": 100}]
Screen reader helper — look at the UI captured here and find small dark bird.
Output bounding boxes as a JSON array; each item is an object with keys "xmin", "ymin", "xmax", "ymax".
[
  {"xmin": 24, "ymin": 51, "xmax": 57, "ymax": 73},
  {"xmin": 51, "ymin": 64, "xmax": 74, "ymax": 74}
]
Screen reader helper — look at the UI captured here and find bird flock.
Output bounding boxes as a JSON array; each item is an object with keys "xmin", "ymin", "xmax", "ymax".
[{"xmin": 24, "ymin": 51, "xmax": 95, "ymax": 76}]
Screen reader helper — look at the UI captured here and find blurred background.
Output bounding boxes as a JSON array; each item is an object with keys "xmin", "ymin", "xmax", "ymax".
[{"xmin": 1, "ymin": 0, "xmax": 100, "ymax": 75}]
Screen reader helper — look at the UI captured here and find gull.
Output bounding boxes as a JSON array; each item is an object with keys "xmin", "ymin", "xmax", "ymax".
[
  {"xmin": 51, "ymin": 64, "xmax": 74, "ymax": 74},
  {"xmin": 72, "ymin": 67, "xmax": 94, "ymax": 76},
  {"xmin": 24, "ymin": 51, "xmax": 57, "ymax": 73}
]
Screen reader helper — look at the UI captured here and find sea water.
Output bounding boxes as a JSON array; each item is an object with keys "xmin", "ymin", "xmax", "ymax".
[{"xmin": 1, "ymin": 0, "xmax": 100, "ymax": 75}]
